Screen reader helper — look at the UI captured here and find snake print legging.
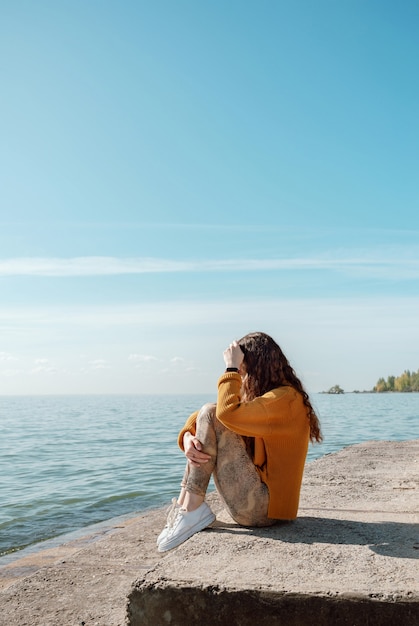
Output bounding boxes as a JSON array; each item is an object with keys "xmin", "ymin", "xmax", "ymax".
[{"xmin": 181, "ymin": 403, "xmax": 275, "ymax": 527}]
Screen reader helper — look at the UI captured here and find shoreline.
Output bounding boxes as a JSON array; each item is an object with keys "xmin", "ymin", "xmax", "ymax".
[{"xmin": 0, "ymin": 508, "xmax": 151, "ymax": 567}]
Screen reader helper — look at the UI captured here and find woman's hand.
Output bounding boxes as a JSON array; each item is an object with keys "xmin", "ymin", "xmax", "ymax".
[
  {"xmin": 223, "ymin": 340, "xmax": 244, "ymax": 370},
  {"xmin": 183, "ymin": 432, "xmax": 211, "ymax": 467}
]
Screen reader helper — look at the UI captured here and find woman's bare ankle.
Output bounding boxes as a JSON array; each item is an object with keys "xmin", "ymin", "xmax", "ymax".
[{"xmin": 183, "ymin": 492, "xmax": 204, "ymax": 512}]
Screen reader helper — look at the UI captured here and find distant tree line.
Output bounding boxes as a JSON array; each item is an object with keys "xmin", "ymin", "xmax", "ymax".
[{"xmin": 374, "ymin": 369, "xmax": 419, "ymax": 392}]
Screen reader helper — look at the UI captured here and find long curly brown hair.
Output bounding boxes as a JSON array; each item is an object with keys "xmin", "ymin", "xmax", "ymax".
[{"xmin": 238, "ymin": 332, "xmax": 322, "ymax": 443}]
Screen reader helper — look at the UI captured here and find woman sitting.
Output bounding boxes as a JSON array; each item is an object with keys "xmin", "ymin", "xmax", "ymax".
[{"xmin": 157, "ymin": 331, "xmax": 322, "ymax": 552}]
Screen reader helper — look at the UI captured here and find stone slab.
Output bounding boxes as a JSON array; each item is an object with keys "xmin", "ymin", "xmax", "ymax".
[{"xmin": 128, "ymin": 440, "xmax": 419, "ymax": 625}]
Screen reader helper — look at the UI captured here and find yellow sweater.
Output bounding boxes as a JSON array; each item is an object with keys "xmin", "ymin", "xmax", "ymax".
[{"xmin": 178, "ymin": 372, "xmax": 310, "ymax": 520}]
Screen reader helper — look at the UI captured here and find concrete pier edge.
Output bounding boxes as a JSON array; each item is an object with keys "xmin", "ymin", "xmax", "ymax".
[
  {"xmin": 0, "ymin": 439, "xmax": 418, "ymax": 626},
  {"xmin": 127, "ymin": 584, "xmax": 418, "ymax": 626}
]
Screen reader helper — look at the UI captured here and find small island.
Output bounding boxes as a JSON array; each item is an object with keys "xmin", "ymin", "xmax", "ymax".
[
  {"xmin": 322, "ymin": 368, "xmax": 419, "ymax": 394},
  {"xmin": 325, "ymin": 385, "xmax": 345, "ymax": 394}
]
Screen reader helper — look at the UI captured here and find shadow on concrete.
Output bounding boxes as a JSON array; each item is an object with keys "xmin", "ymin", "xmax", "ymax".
[{"xmin": 211, "ymin": 516, "xmax": 419, "ymax": 559}]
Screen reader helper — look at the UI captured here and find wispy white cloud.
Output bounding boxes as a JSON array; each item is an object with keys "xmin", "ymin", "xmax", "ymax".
[
  {"xmin": 0, "ymin": 257, "xmax": 190, "ymax": 276},
  {"xmin": 128, "ymin": 354, "xmax": 191, "ymax": 372},
  {"xmin": 0, "ymin": 297, "xmax": 418, "ymax": 331},
  {"xmin": 129, "ymin": 354, "xmax": 158, "ymax": 362},
  {"xmin": 0, "ymin": 253, "xmax": 418, "ymax": 278},
  {"xmin": 30, "ymin": 366, "xmax": 57, "ymax": 374},
  {"xmin": 0, "ymin": 351, "xmax": 18, "ymax": 361},
  {"xmin": 88, "ymin": 359, "xmax": 111, "ymax": 370},
  {"xmin": 0, "ymin": 368, "xmax": 23, "ymax": 377}
]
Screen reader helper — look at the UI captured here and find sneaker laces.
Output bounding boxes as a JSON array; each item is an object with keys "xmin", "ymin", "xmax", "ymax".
[{"xmin": 165, "ymin": 497, "xmax": 181, "ymax": 529}]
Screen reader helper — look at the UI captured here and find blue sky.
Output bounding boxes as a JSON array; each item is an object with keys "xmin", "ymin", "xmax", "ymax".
[{"xmin": 1, "ymin": 0, "xmax": 418, "ymax": 395}]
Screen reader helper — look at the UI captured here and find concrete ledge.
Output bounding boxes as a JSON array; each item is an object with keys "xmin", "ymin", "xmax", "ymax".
[
  {"xmin": 128, "ymin": 584, "xmax": 418, "ymax": 626},
  {"xmin": 127, "ymin": 440, "xmax": 418, "ymax": 626},
  {"xmin": 0, "ymin": 440, "xmax": 417, "ymax": 626}
]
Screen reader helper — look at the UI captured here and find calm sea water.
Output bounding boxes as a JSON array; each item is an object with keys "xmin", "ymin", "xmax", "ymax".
[{"xmin": 1, "ymin": 393, "xmax": 418, "ymax": 559}]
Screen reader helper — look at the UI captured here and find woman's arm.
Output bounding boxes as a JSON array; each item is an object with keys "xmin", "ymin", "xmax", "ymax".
[
  {"xmin": 177, "ymin": 410, "xmax": 211, "ymax": 467},
  {"xmin": 183, "ymin": 431, "xmax": 211, "ymax": 467},
  {"xmin": 216, "ymin": 373, "xmax": 293, "ymax": 437},
  {"xmin": 177, "ymin": 411, "xmax": 198, "ymax": 449}
]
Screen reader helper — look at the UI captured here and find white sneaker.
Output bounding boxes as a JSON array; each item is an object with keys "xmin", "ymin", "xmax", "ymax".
[
  {"xmin": 156, "ymin": 498, "xmax": 180, "ymax": 546},
  {"xmin": 157, "ymin": 502, "xmax": 216, "ymax": 552}
]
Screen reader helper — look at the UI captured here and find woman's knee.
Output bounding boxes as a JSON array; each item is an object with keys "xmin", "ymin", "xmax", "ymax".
[{"xmin": 197, "ymin": 402, "xmax": 216, "ymax": 422}]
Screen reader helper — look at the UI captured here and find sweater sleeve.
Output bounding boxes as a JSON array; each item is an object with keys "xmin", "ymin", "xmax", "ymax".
[
  {"xmin": 216, "ymin": 372, "xmax": 294, "ymax": 437},
  {"xmin": 177, "ymin": 410, "xmax": 198, "ymax": 450}
]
